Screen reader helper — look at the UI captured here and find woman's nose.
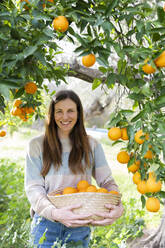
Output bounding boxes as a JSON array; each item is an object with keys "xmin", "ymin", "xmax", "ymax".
[{"xmin": 63, "ymin": 112, "xmax": 68, "ymax": 119}]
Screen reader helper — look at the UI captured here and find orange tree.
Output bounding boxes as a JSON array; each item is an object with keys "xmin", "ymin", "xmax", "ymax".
[{"xmin": 0, "ymin": 0, "xmax": 165, "ymax": 245}]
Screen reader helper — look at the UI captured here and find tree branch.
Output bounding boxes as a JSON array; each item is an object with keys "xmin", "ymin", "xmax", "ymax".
[{"xmin": 57, "ymin": 59, "xmax": 105, "ymax": 83}]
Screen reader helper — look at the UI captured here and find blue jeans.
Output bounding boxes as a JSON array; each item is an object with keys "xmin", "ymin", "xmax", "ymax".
[{"xmin": 30, "ymin": 213, "xmax": 91, "ymax": 248}]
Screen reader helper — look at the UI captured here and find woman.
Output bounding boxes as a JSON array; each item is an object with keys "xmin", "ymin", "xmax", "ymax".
[{"xmin": 25, "ymin": 90, "xmax": 124, "ymax": 247}]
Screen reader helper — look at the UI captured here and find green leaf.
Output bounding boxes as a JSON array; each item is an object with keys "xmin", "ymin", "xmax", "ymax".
[
  {"xmin": 141, "ymin": 142, "xmax": 149, "ymax": 156},
  {"xmin": 157, "ymin": 6, "xmax": 165, "ymax": 23},
  {"xmin": 14, "ymin": 88, "xmax": 25, "ymax": 99},
  {"xmin": 98, "ymin": 67, "xmax": 107, "ymax": 74},
  {"xmin": 141, "ymin": 195, "xmax": 146, "ymax": 208},
  {"xmin": 162, "ymin": 143, "xmax": 165, "ymax": 161},
  {"xmin": 32, "ymin": 10, "xmax": 51, "ymax": 21},
  {"xmin": 131, "ymin": 111, "xmax": 145, "ymax": 122},
  {"xmin": 158, "ymin": 191, "xmax": 165, "ymax": 199},
  {"xmin": 74, "ymin": 46, "xmax": 85, "ymax": 54},
  {"xmin": 0, "ymin": 80, "xmax": 20, "ymax": 88},
  {"xmin": 105, "ymin": 0, "xmax": 119, "ymax": 16},
  {"xmin": 92, "ymin": 78, "xmax": 102, "ymax": 90},
  {"xmin": 128, "ymin": 93, "xmax": 145, "ymax": 101},
  {"xmin": 151, "ymin": 27, "xmax": 165, "ymax": 33},
  {"xmin": 0, "ymin": 84, "xmax": 10, "ymax": 99},
  {"xmin": 108, "ymin": 113, "xmax": 122, "ymax": 128},
  {"xmin": 155, "ymin": 95, "xmax": 165, "ymax": 106},
  {"xmin": 97, "ymin": 57, "xmax": 109, "ymax": 67},
  {"xmin": 23, "ymin": 46, "xmax": 38, "ymax": 59},
  {"xmin": 68, "ymin": 26, "xmax": 75, "ymax": 36},
  {"xmin": 102, "ymin": 21, "xmax": 114, "ymax": 33},
  {"xmin": 141, "ymin": 84, "xmax": 152, "ymax": 97},
  {"xmin": 43, "ymin": 27, "xmax": 54, "ymax": 38},
  {"xmin": 120, "ymin": 109, "xmax": 134, "ymax": 117},
  {"xmin": 117, "ymin": 59, "xmax": 126, "ymax": 74},
  {"xmin": 158, "ymin": 122, "xmax": 165, "ymax": 134},
  {"xmin": 127, "ymin": 125, "xmax": 135, "ymax": 144},
  {"xmin": 74, "ymin": 33, "xmax": 88, "ymax": 47},
  {"xmin": 105, "ymin": 73, "xmax": 116, "ymax": 88}
]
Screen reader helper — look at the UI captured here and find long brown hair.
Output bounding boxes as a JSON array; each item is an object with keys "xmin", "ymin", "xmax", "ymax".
[{"xmin": 42, "ymin": 90, "xmax": 92, "ymax": 176}]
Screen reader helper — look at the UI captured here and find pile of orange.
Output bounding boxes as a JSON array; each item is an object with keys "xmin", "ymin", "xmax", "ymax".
[
  {"xmin": 53, "ymin": 180, "xmax": 119, "ymax": 196},
  {"xmin": 10, "ymin": 99, "xmax": 35, "ymax": 122}
]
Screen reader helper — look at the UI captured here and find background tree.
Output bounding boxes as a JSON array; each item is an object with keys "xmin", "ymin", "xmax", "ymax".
[{"xmin": 1, "ymin": 0, "xmax": 165, "ymax": 246}]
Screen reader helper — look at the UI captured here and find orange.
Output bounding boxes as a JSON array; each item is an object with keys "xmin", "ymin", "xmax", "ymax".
[
  {"xmin": 142, "ymin": 64, "xmax": 156, "ymax": 74},
  {"xmin": 0, "ymin": 130, "xmax": 6, "ymax": 137},
  {"xmin": 62, "ymin": 187, "xmax": 78, "ymax": 194},
  {"xmin": 86, "ymin": 185, "xmax": 97, "ymax": 192},
  {"xmin": 20, "ymin": 0, "xmax": 30, "ymax": 9},
  {"xmin": 11, "ymin": 107, "xmax": 22, "ymax": 116},
  {"xmin": 164, "ymin": 3, "xmax": 165, "ymax": 12},
  {"xmin": 146, "ymin": 197, "xmax": 160, "ymax": 212},
  {"xmin": 77, "ymin": 180, "xmax": 90, "ymax": 192},
  {"xmin": 146, "ymin": 174, "xmax": 162, "ymax": 193},
  {"xmin": 109, "ymin": 190, "xmax": 119, "ymax": 195},
  {"xmin": 137, "ymin": 180, "xmax": 148, "ymax": 194},
  {"xmin": 19, "ymin": 114, "xmax": 29, "ymax": 122},
  {"xmin": 24, "ymin": 106, "xmax": 35, "ymax": 114},
  {"xmin": 97, "ymin": 188, "xmax": 108, "ymax": 193},
  {"xmin": 13, "ymin": 99, "xmax": 22, "ymax": 107},
  {"xmin": 148, "ymin": 171, "xmax": 155, "ymax": 179},
  {"xmin": 53, "ymin": 16, "xmax": 69, "ymax": 32},
  {"xmin": 43, "ymin": 0, "xmax": 54, "ymax": 8},
  {"xmin": 82, "ymin": 54, "xmax": 96, "ymax": 67},
  {"xmin": 55, "ymin": 193, "xmax": 61, "ymax": 196},
  {"xmin": 121, "ymin": 127, "xmax": 129, "ymax": 140},
  {"xmin": 154, "ymin": 51, "xmax": 165, "ymax": 68},
  {"xmin": 134, "ymin": 129, "xmax": 149, "ymax": 144},
  {"xmin": 25, "ymin": 82, "xmax": 37, "ymax": 94},
  {"xmin": 128, "ymin": 160, "xmax": 140, "ymax": 173},
  {"xmin": 117, "ymin": 151, "xmax": 130, "ymax": 164},
  {"xmin": 132, "ymin": 171, "xmax": 141, "ymax": 185},
  {"xmin": 108, "ymin": 127, "xmax": 122, "ymax": 141},
  {"xmin": 144, "ymin": 150, "xmax": 153, "ymax": 159}
]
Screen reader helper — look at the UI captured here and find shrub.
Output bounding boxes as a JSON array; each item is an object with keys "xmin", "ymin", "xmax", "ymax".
[{"xmin": 0, "ymin": 159, "xmax": 31, "ymax": 248}]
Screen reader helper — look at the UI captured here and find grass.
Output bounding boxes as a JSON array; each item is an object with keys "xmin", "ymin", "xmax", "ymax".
[{"xmin": 0, "ymin": 127, "xmax": 162, "ymax": 231}]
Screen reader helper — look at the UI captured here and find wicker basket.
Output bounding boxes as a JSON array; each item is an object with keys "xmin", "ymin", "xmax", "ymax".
[{"xmin": 47, "ymin": 192, "xmax": 121, "ymax": 220}]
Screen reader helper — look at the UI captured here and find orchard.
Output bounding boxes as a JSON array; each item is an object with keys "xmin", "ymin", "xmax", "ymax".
[{"xmin": 0, "ymin": 0, "xmax": 165, "ymax": 247}]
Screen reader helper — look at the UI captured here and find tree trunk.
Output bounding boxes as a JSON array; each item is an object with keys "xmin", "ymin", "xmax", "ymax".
[{"xmin": 131, "ymin": 204, "xmax": 165, "ymax": 248}]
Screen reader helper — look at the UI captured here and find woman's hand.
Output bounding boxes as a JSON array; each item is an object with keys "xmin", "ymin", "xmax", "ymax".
[
  {"xmin": 90, "ymin": 202, "xmax": 124, "ymax": 226},
  {"xmin": 51, "ymin": 203, "xmax": 93, "ymax": 227}
]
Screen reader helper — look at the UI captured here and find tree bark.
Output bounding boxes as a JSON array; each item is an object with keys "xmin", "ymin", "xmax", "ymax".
[
  {"xmin": 57, "ymin": 59, "xmax": 105, "ymax": 83},
  {"xmin": 130, "ymin": 204, "xmax": 165, "ymax": 248}
]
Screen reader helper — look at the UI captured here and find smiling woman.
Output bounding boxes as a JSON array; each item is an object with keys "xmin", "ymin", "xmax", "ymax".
[
  {"xmin": 54, "ymin": 98, "xmax": 78, "ymax": 138},
  {"xmin": 24, "ymin": 89, "xmax": 124, "ymax": 248}
]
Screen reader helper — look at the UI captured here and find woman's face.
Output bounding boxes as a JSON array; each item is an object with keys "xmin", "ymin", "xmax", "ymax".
[{"xmin": 54, "ymin": 98, "xmax": 78, "ymax": 137}]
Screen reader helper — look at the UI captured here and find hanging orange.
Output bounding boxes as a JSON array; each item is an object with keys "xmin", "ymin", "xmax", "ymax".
[
  {"xmin": 53, "ymin": 16, "xmax": 69, "ymax": 32},
  {"xmin": 108, "ymin": 127, "xmax": 121, "ymax": 141},
  {"xmin": 82, "ymin": 54, "xmax": 96, "ymax": 67},
  {"xmin": 117, "ymin": 151, "xmax": 130, "ymax": 164}
]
